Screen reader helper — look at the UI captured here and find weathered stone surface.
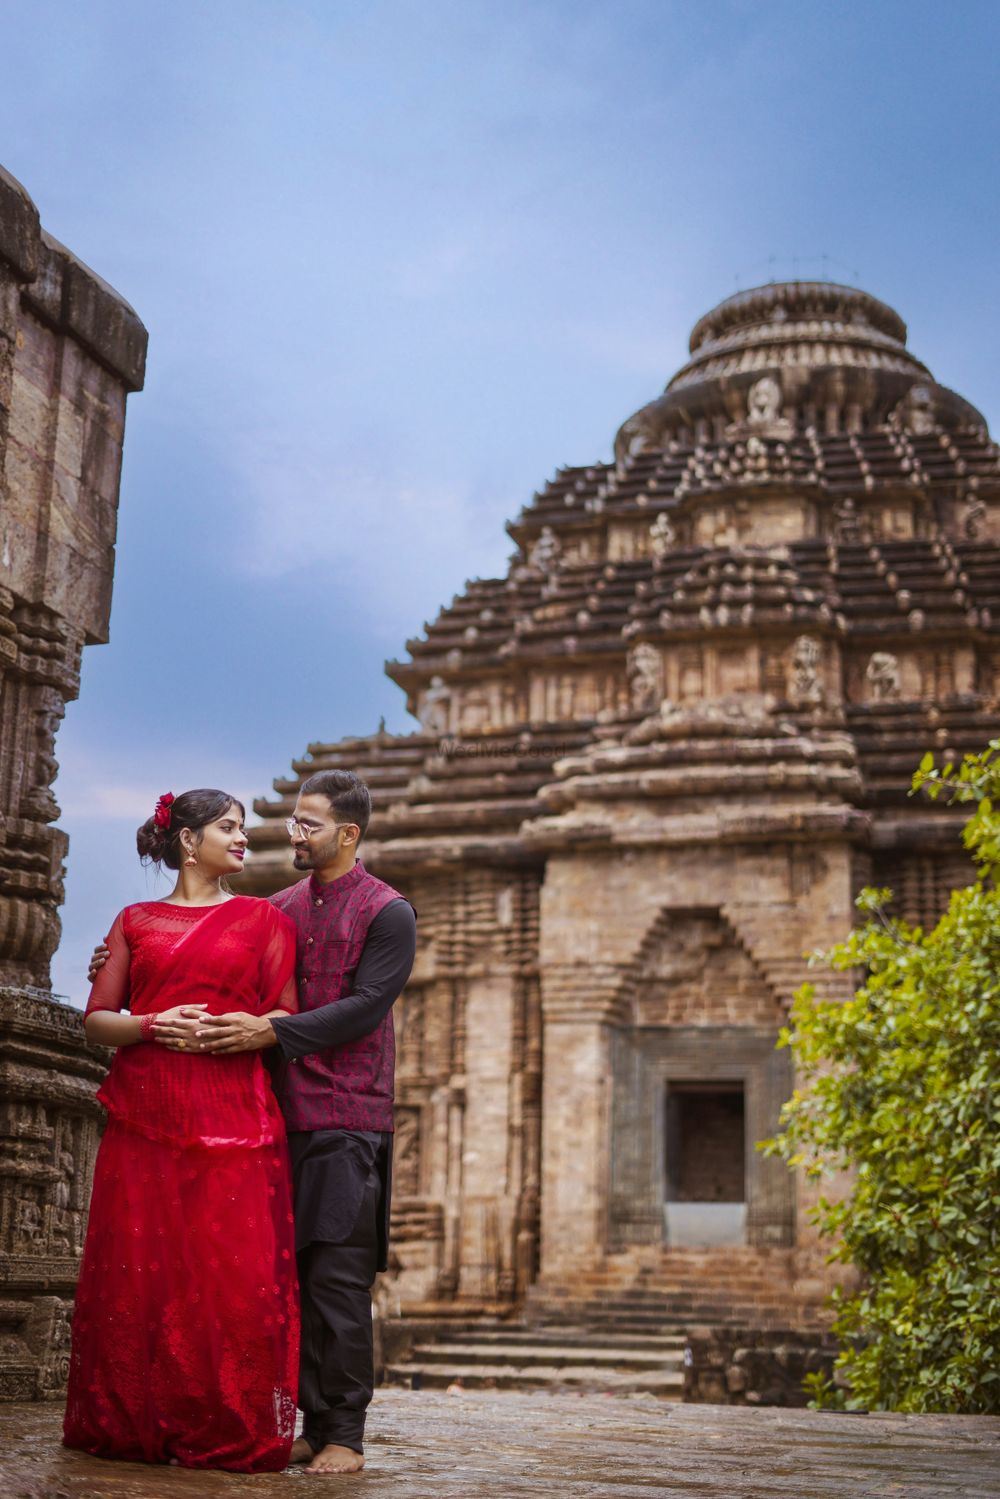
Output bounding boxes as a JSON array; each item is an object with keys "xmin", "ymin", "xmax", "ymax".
[
  {"xmin": 243, "ymin": 281, "xmax": 1000, "ymax": 1353},
  {"xmin": 3, "ymin": 1394, "xmax": 1000, "ymax": 1497},
  {"xmin": 684, "ymin": 1328, "xmax": 837, "ymax": 1407},
  {"xmin": 0, "ymin": 162, "xmax": 144, "ymax": 1401},
  {"xmin": 0, "ymin": 159, "xmax": 146, "ymax": 988},
  {"xmin": 0, "ymin": 988, "xmax": 108, "ymax": 1400},
  {"xmin": 0, "ymin": 166, "xmax": 41, "ymax": 281}
]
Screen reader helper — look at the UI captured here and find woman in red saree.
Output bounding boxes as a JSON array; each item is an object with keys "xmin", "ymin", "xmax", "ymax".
[{"xmin": 63, "ymin": 788, "xmax": 299, "ymax": 1473}]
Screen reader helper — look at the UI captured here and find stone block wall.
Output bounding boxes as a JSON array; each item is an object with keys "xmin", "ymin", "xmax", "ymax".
[{"xmin": 684, "ymin": 1327, "xmax": 838, "ymax": 1407}]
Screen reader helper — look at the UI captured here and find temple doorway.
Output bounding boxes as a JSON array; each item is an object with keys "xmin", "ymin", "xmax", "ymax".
[
  {"xmin": 609, "ymin": 1027, "xmax": 794, "ymax": 1250},
  {"xmin": 663, "ymin": 1081, "xmax": 747, "ymax": 1246}
]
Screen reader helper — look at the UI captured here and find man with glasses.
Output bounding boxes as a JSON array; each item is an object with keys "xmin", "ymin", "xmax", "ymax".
[{"xmin": 88, "ymin": 769, "xmax": 416, "ymax": 1475}]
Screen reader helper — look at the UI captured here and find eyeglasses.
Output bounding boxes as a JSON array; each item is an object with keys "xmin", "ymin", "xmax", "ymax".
[{"xmin": 284, "ymin": 818, "xmax": 358, "ymax": 839}]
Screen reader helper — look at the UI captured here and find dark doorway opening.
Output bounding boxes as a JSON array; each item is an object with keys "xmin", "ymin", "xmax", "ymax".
[{"xmin": 664, "ymin": 1082, "xmax": 746, "ymax": 1245}]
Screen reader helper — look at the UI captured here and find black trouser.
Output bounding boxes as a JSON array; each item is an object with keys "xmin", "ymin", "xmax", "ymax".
[{"xmin": 297, "ymin": 1157, "xmax": 382, "ymax": 1456}]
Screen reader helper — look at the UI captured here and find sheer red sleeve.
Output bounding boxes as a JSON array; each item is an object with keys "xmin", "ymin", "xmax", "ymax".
[
  {"xmin": 257, "ymin": 908, "xmax": 298, "ymax": 1016},
  {"xmin": 85, "ymin": 913, "xmax": 132, "ymax": 1016}
]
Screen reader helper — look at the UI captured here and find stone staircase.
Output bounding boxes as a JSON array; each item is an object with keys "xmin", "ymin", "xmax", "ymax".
[
  {"xmin": 527, "ymin": 1249, "xmax": 828, "ymax": 1333},
  {"xmin": 383, "ymin": 1323, "xmax": 687, "ymax": 1396},
  {"xmin": 383, "ymin": 1249, "xmax": 829, "ymax": 1397}
]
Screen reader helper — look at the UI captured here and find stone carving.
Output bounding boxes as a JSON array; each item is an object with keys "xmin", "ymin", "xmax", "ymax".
[
  {"xmin": 0, "ymin": 989, "xmax": 110, "ymax": 1399},
  {"xmin": 649, "ymin": 512, "xmax": 676, "ymax": 560},
  {"xmin": 459, "ymin": 687, "xmax": 490, "ymax": 733},
  {"xmin": 866, "ymin": 651, "xmax": 901, "ymax": 702},
  {"xmin": 833, "ymin": 497, "xmax": 862, "ymax": 542},
  {"xmin": 790, "ymin": 636, "xmax": 823, "ymax": 706},
  {"xmin": 14, "ymin": 1196, "xmax": 45, "ymax": 1251},
  {"xmin": 627, "ymin": 643, "xmax": 662, "ymax": 713},
  {"xmin": 625, "ymin": 692, "xmax": 791, "ymax": 745},
  {"xmin": 725, "ymin": 375, "xmax": 793, "ymax": 440},
  {"xmin": 419, "ymin": 675, "xmax": 451, "ymax": 735},
  {"xmin": 614, "ymin": 408, "xmax": 659, "ymax": 471},
  {"xmin": 398, "ymin": 988, "xmax": 424, "ymax": 1075},
  {"xmin": 529, "ymin": 526, "xmax": 561, "ymax": 574},
  {"xmin": 963, "ymin": 496, "xmax": 987, "ymax": 540},
  {"xmin": 393, "ymin": 1108, "xmax": 421, "ymax": 1197},
  {"xmin": 891, "ymin": 382, "xmax": 935, "ymax": 436},
  {"xmin": 37, "ymin": 1299, "xmax": 73, "ymax": 1397},
  {"xmin": 748, "ymin": 376, "xmax": 782, "ymax": 426},
  {"xmin": 52, "ymin": 1143, "xmax": 81, "ymax": 1256}
]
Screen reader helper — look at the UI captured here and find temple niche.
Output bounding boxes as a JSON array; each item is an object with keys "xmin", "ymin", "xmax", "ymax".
[
  {"xmin": 245, "ymin": 280, "xmax": 1000, "ymax": 1331},
  {"xmin": 0, "ymin": 165, "xmax": 147, "ymax": 1396}
]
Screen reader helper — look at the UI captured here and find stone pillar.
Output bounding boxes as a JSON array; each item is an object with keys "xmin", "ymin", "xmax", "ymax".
[
  {"xmin": 538, "ymin": 964, "xmax": 621, "ymax": 1279},
  {"xmin": 0, "ymin": 165, "xmax": 146, "ymax": 991},
  {"xmin": 457, "ymin": 967, "xmax": 517, "ymax": 1300},
  {"xmin": 0, "ymin": 164, "xmax": 146, "ymax": 1399}
]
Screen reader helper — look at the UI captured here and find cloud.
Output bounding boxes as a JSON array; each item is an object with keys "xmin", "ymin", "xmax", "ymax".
[
  {"xmin": 232, "ymin": 440, "xmax": 515, "ymax": 639},
  {"xmin": 55, "ymin": 751, "xmax": 270, "ymax": 823}
]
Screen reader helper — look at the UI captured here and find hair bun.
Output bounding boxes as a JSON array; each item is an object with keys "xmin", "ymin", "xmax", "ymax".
[{"xmin": 136, "ymin": 817, "xmax": 168, "ymax": 864}]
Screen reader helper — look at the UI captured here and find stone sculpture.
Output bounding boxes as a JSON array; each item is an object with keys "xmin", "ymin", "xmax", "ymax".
[
  {"xmin": 627, "ymin": 642, "xmax": 662, "ymax": 712},
  {"xmin": 419, "ymin": 675, "xmax": 451, "ymax": 736},
  {"xmin": 866, "ymin": 651, "xmax": 901, "ymax": 701},
  {"xmin": 790, "ymin": 636, "xmax": 823, "ymax": 705},
  {"xmin": 649, "ymin": 512, "xmax": 676, "ymax": 560}
]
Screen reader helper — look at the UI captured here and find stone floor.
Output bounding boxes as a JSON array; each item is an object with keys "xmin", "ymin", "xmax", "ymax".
[{"xmin": 2, "ymin": 1393, "xmax": 999, "ymax": 1499}]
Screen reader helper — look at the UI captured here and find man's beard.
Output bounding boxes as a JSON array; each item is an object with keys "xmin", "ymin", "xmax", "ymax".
[{"xmin": 293, "ymin": 837, "xmax": 338, "ymax": 869}]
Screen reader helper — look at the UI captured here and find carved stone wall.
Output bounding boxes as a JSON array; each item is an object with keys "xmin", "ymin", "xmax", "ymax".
[
  {"xmin": 384, "ymin": 865, "xmax": 543, "ymax": 1308},
  {"xmin": 0, "ymin": 989, "xmax": 109, "ymax": 1398},
  {"xmin": 0, "ymin": 165, "xmax": 146, "ymax": 1398}
]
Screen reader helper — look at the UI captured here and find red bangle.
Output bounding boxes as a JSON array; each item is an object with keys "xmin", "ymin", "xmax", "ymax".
[{"xmin": 139, "ymin": 1012, "xmax": 158, "ymax": 1041}]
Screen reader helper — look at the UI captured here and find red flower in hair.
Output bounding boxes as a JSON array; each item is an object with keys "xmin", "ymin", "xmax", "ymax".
[{"xmin": 153, "ymin": 792, "xmax": 175, "ymax": 829}]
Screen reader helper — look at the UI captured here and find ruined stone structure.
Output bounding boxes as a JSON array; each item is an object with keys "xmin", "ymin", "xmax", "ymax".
[
  {"xmin": 0, "ymin": 166, "xmax": 146, "ymax": 1396},
  {"xmin": 245, "ymin": 281, "xmax": 1000, "ymax": 1329}
]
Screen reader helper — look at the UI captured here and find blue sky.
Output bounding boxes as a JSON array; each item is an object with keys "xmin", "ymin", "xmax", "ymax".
[{"xmin": 1, "ymin": 0, "xmax": 998, "ymax": 1001}]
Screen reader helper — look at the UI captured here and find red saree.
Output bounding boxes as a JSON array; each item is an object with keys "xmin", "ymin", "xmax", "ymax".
[{"xmin": 63, "ymin": 897, "xmax": 300, "ymax": 1473}]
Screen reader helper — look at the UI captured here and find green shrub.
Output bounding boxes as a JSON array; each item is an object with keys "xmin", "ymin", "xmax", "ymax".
[{"xmin": 764, "ymin": 742, "xmax": 1000, "ymax": 1412}]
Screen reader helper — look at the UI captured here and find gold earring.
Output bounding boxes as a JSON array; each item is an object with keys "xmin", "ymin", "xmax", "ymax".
[{"xmin": 184, "ymin": 851, "xmax": 197, "ymax": 867}]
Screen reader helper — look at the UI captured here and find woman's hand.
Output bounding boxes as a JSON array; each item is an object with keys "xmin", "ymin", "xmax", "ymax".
[{"xmin": 150, "ymin": 1005, "xmax": 209, "ymax": 1051}]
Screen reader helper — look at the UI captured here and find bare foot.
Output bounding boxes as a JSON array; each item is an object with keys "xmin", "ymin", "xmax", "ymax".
[
  {"xmin": 306, "ymin": 1443, "xmax": 365, "ymax": 1474},
  {"xmin": 290, "ymin": 1437, "xmax": 315, "ymax": 1464}
]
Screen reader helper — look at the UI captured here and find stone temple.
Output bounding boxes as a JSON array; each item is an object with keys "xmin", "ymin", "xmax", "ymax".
[{"xmin": 243, "ymin": 279, "xmax": 1000, "ymax": 1350}]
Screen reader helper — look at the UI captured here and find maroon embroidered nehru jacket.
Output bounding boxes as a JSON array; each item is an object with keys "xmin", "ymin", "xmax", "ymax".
[{"xmin": 269, "ymin": 862, "xmax": 406, "ymax": 1132}]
